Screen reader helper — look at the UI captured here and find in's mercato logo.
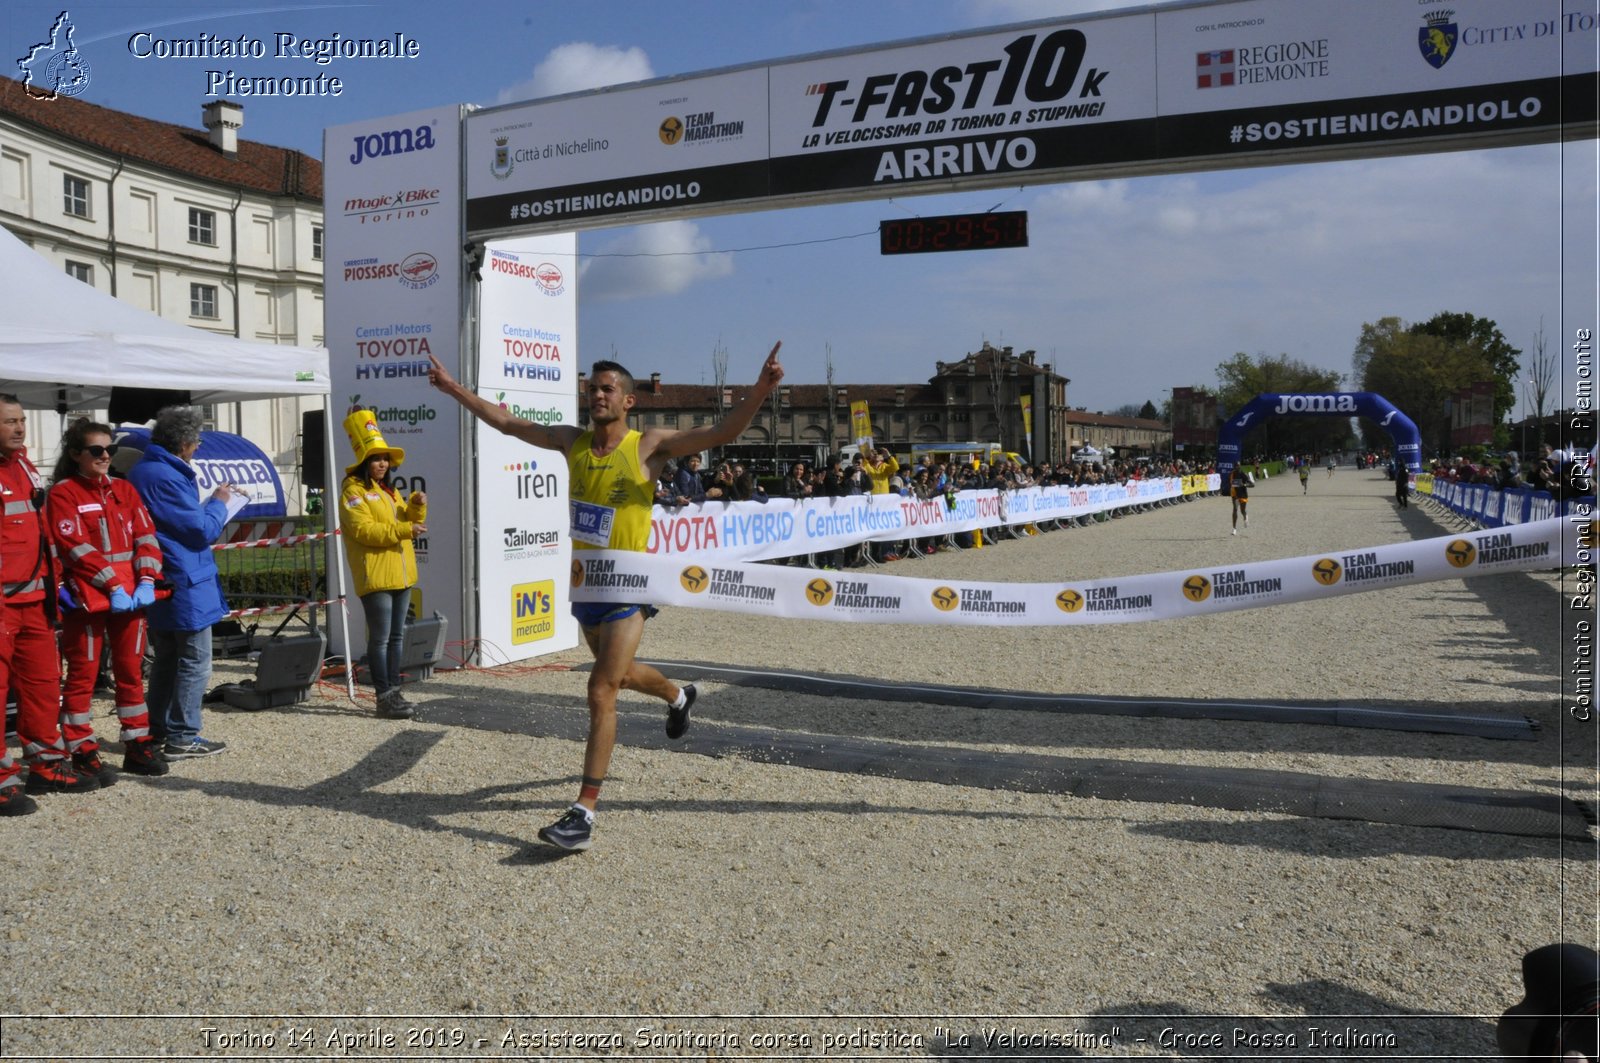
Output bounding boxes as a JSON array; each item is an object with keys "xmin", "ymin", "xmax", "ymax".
[
  {"xmin": 1419, "ymin": 9, "xmax": 1459, "ymax": 69},
  {"xmin": 349, "ymin": 122, "xmax": 437, "ymax": 165},
  {"xmin": 511, "ymin": 580, "xmax": 556, "ymax": 645},
  {"xmin": 17, "ymin": 10, "xmax": 91, "ymax": 100}
]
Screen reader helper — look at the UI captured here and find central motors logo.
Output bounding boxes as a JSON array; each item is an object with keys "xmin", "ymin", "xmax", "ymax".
[
  {"xmin": 1445, "ymin": 539, "xmax": 1476, "ymax": 568},
  {"xmin": 1311, "ymin": 558, "xmax": 1342, "ymax": 586},
  {"xmin": 1055, "ymin": 588, "xmax": 1084, "ymax": 613},
  {"xmin": 804, "ymin": 577, "xmax": 834, "ymax": 606},
  {"xmin": 1181, "ymin": 574, "xmax": 1212, "ymax": 602},
  {"xmin": 511, "ymin": 580, "xmax": 556, "ymax": 645}
]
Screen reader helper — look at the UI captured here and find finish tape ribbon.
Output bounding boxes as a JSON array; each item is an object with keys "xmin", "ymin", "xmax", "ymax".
[{"xmin": 572, "ymin": 516, "xmax": 1591, "ymax": 626}]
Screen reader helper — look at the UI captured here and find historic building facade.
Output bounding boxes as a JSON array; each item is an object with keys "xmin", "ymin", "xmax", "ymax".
[{"xmin": 0, "ymin": 76, "xmax": 323, "ymax": 502}]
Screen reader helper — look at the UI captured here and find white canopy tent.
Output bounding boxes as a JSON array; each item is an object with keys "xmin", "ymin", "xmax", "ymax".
[{"xmin": 0, "ymin": 224, "xmax": 353, "ymax": 696}]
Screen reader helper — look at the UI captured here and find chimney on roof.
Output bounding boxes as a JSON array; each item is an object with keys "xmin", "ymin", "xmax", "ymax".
[
  {"xmin": 201, "ymin": 100, "xmax": 243, "ymax": 156},
  {"xmin": 649, "ymin": 372, "xmax": 662, "ymax": 394}
]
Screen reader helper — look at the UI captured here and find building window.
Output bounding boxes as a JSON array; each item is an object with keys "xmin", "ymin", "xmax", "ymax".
[
  {"xmin": 954, "ymin": 386, "xmax": 968, "ymax": 400},
  {"xmin": 312, "ymin": 226, "xmax": 324, "ymax": 261},
  {"xmin": 62, "ymin": 174, "xmax": 89, "ymax": 217},
  {"xmin": 189, "ymin": 207, "xmax": 217, "ymax": 246},
  {"xmin": 951, "ymin": 410, "xmax": 970, "ymax": 423},
  {"xmin": 664, "ymin": 413, "xmax": 679, "ymax": 428},
  {"xmin": 190, "ymin": 283, "xmax": 218, "ymax": 319},
  {"xmin": 921, "ymin": 412, "xmax": 941, "ymax": 424},
  {"xmin": 64, "ymin": 260, "xmax": 93, "ymax": 285},
  {"xmin": 693, "ymin": 415, "xmax": 707, "ymax": 427}
]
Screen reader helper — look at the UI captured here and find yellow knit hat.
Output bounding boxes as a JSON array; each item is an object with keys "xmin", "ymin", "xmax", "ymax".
[{"xmin": 342, "ymin": 409, "xmax": 405, "ymax": 477}]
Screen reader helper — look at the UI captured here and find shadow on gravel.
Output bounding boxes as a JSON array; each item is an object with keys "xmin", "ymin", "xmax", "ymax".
[{"xmin": 918, "ymin": 981, "xmax": 1496, "ymax": 1059}]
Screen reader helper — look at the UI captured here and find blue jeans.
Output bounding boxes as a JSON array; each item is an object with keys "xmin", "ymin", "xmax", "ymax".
[
  {"xmin": 362, "ymin": 590, "xmax": 410, "ymax": 694},
  {"xmin": 146, "ymin": 627, "xmax": 212, "ymax": 744}
]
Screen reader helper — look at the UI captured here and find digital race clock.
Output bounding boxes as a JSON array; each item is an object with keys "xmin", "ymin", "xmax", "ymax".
[{"xmin": 878, "ymin": 210, "xmax": 1028, "ymax": 255}]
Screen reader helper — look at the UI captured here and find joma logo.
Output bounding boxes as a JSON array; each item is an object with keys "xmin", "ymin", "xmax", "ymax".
[{"xmin": 1272, "ymin": 394, "xmax": 1357, "ymax": 415}]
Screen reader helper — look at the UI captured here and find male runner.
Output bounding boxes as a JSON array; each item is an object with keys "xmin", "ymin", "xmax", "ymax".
[
  {"xmin": 1230, "ymin": 462, "xmax": 1251, "ymax": 535},
  {"xmin": 428, "ymin": 344, "xmax": 784, "ymax": 851}
]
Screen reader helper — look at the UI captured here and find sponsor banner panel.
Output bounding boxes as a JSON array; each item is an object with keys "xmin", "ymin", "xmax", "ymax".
[
  {"xmin": 646, "ymin": 478, "xmax": 1196, "ymax": 563},
  {"xmin": 475, "ymin": 233, "xmax": 580, "ymax": 661},
  {"xmin": 465, "ymin": 68, "xmax": 770, "ymax": 230},
  {"xmin": 477, "ymin": 236, "xmax": 577, "ymax": 398},
  {"xmin": 324, "ymin": 105, "xmax": 465, "ymax": 657},
  {"xmin": 575, "ymin": 517, "xmax": 1577, "ymax": 626},
  {"xmin": 1157, "ymin": 0, "xmax": 1590, "ymax": 115}
]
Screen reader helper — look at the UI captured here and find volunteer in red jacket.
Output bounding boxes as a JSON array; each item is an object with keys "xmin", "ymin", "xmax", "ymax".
[
  {"xmin": 47, "ymin": 418, "xmax": 169, "ymax": 779},
  {"xmin": 0, "ymin": 394, "xmax": 96, "ymax": 813}
]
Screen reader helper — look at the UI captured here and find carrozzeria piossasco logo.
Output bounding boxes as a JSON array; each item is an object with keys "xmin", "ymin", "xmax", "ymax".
[
  {"xmin": 341, "ymin": 252, "xmax": 439, "ymax": 289},
  {"xmin": 487, "ymin": 251, "xmax": 564, "ymax": 296}
]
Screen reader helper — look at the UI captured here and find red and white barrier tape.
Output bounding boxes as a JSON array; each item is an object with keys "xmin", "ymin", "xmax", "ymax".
[
  {"xmin": 225, "ymin": 596, "xmax": 344, "ymax": 619},
  {"xmin": 214, "ymin": 528, "xmax": 340, "ymax": 551}
]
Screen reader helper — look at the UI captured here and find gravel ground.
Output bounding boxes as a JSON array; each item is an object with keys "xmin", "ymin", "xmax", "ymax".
[{"xmin": 6, "ymin": 470, "xmax": 1593, "ymax": 1061}]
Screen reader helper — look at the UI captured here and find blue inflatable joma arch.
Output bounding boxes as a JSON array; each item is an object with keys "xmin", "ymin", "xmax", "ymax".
[{"xmin": 1216, "ymin": 393, "xmax": 1422, "ymax": 480}]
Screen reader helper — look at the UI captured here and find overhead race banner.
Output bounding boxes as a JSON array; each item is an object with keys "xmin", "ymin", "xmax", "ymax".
[
  {"xmin": 575, "ymin": 516, "xmax": 1587, "ymax": 626},
  {"xmin": 464, "ymin": 0, "xmax": 1597, "ymax": 236},
  {"xmin": 647, "ymin": 476, "xmax": 1213, "ymax": 563}
]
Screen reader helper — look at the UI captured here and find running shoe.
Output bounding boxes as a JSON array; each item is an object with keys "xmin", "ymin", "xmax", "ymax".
[
  {"xmin": 537, "ymin": 805, "xmax": 594, "ymax": 851},
  {"xmin": 163, "ymin": 737, "xmax": 228, "ymax": 760},
  {"xmin": 666, "ymin": 683, "xmax": 697, "ymax": 740}
]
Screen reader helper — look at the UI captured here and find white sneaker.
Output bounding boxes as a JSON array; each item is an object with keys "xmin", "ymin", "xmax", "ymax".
[{"xmin": 1231, "ymin": 528, "xmax": 1238, "ymax": 536}]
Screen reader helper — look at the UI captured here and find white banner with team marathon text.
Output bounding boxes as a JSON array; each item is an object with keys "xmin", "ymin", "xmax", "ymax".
[
  {"xmin": 575, "ymin": 517, "xmax": 1586, "ymax": 626},
  {"xmin": 647, "ymin": 476, "xmax": 1210, "ymax": 562}
]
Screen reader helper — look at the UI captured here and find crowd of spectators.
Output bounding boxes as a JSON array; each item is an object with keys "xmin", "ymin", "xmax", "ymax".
[
  {"xmin": 655, "ymin": 451, "xmax": 1218, "ymax": 506},
  {"xmin": 1428, "ymin": 443, "xmax": 1593, "ymax": 497}
]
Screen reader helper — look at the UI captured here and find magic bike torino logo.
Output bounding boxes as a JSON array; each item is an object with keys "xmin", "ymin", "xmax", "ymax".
[
  {"xmin": 1311, "ymin": 558, "xmax": 1343, "ymax": 586},
  {"xmin": 17, "ymin": 11, "xmax": 91, "ymax": 100},
  {"xmin": 1055, "ymin": 588, "xmax": 1085, "ymax": 613},
  {"xmin": 1419, "ymin": 9, "xmax": 1459, "ymax": 69},
  {"xmin": 1181, "ymin": 574, "xmax": 1212, "ymax": 603},
  {"xmin": 511, "ymin": 580, "xmax": 556, "ymax": 645}
]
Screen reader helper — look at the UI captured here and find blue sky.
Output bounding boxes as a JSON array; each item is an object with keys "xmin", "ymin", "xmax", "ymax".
[{"xmin": 10, "ymin": 0, "xmax": 1596, "ymax": 415}]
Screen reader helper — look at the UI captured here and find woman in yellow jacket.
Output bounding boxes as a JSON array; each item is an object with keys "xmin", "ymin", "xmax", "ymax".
[{"xmin": 340, "ymin": 411, "xmax": 426, "ymax": 719}]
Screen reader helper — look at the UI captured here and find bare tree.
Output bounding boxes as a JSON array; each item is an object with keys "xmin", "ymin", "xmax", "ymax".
[
  {"xmin": 1526, "ymin": 316, "xmax": 1556, "ymax": 450},
  {"xmin": 986, "ymin": 342, "xmax": 1009, "ymax": 448},
  {"xmin": 825, "ymin": 342, "xmax": 837, "ymax": 454}
]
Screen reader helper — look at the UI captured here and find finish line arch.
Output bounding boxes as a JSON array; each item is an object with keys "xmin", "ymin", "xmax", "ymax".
[
  {"xmin": 1217, "ymin": 393, "xmax": 1421, "ymax": 479},
  {"xmin": 322, "ymin": 0, "xmax": 1597, "ymax": 660}
]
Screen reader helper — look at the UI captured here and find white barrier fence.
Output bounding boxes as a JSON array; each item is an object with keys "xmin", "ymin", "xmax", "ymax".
[{"xmin": 576, "ymin": 516, "xmax": 1586, "ymax": 627}]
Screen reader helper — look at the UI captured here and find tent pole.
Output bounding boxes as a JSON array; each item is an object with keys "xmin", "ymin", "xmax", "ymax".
[{"xmin": 325, "ymin": 400, "xmax": 356, "ymax": 701}]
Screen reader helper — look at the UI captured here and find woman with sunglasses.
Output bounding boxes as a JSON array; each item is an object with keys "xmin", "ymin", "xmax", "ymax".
[{"xmin": 45, "ymin": 419, "xmax": 169, "ymax": 778}]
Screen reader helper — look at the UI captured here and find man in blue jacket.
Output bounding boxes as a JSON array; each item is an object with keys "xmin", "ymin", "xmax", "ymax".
[{"xmin": 126, "ymin": 406, "xmax": 236, "ymax": 759}]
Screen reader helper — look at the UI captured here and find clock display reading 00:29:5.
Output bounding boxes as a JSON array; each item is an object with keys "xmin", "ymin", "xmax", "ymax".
[{"xmin": 878, "ymin": 210, "xmax": 1028, "ymax": 255}]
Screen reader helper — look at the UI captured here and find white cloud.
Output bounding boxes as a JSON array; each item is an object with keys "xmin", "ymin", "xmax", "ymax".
[
  {"xmin": 495, "ymin": 43, "xmax": 654, "ymax": 104},
  {"xmin": 580, "ymin": 221, "xmax": 734, "ymax": 302}
]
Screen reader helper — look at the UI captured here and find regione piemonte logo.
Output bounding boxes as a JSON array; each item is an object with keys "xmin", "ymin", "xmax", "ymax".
[{"xmin": 1196, "ymin": 50, "xmax": 1235, "ymax": 89}]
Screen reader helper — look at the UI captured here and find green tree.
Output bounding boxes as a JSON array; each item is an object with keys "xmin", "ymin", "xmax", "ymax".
[
  {"xmin": 1214, "ymin": 352, "xmax": 1347, "ymax": 457},
  {"xmin": 1352, "ymin": 313, "xmax": 1518, "ymax": 455},
  {"xmin": 1137, "ymin": 399, "xmax": 1159, "ymax": 420}
]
